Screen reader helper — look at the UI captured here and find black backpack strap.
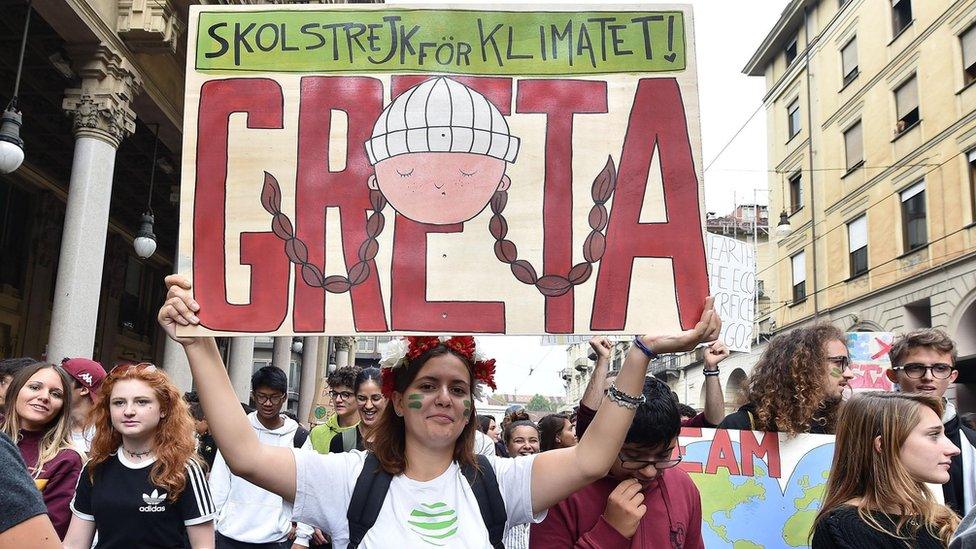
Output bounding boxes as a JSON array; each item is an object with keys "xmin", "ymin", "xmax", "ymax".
[
  {"xmin": 293, "ymin": 425, "xmax": 309, "ymax": 449},
  {"xmin": 346, "ymin": 452, "xmax": 393, "ymax": 548},
  {"xmin": 461, "ymin": 454, "xmax": 508, "ymax": 549}
]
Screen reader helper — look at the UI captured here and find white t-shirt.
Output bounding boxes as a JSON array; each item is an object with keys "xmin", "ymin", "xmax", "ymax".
[{"xmin": 292, "ymin": 449, "xmax": 544, "ymax": 548}]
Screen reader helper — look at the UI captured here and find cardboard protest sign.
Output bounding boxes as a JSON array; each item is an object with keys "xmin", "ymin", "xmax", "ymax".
[
  {"xmin": 678, "ymin": 428, "xmax": 835, "ymax": 548},
  {"xmin": 845, "ymin": 332, "xmax": 895, "ymax": 391},
  {"xmin": 179, "ymin": 4, "xmax": 708, "ymax": 336},
  {"xmin": 706, "ymin": 233, "xmax": 756, "ymax": 352}
]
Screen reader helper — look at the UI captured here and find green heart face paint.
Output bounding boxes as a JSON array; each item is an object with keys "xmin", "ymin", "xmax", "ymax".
[
  {"xmin": 407, "ymin": 393, "xmax": 424, "ymax": 409},
  {"xmin": 462, "ymin": 399, "xmax": 471, "ymax": 417}
]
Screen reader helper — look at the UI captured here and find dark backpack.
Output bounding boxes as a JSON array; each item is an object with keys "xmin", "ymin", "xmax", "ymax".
[
  {"xmin": 346, "ymin": 452, "xmax": 507, "ymax": 548},
  {"xmin": 293, "ymin": 425, "xmax": 310, "ymax": 449}
]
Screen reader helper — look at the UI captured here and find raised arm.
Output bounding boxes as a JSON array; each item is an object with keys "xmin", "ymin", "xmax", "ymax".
[
  {"xmin": 159, "ymin": 275, "xmax": 297, "ymax": 501},
  {"xmin": 701, "ymin": 340, "xmax": 730, "ymax": 426},
  {"xmin": 530, "ymin": 299, "xmax": 720, "ymax": 514},
  {"xmin": 579, "ymin": 336, "xmax": 612, "ymax": 412}
]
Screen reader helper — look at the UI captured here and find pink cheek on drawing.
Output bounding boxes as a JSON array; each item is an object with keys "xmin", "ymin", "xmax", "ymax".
[{"xmin": 374, "ymin": 153, "xmax": 507, "ymax": 225}]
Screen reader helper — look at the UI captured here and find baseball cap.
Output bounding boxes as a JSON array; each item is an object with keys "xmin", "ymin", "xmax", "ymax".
[{"xmin": 61, "ymin": 358, "xmax": 107, "ymax": 401}]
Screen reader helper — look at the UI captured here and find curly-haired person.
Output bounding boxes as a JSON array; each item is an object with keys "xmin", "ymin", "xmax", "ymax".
[
  {"xmin": 719, "ymin": 323, "xmax": 854, "ymax": 435},
  {"xmin": 305, "ymin": 365, "xmax": 361, "ymax": 455}
]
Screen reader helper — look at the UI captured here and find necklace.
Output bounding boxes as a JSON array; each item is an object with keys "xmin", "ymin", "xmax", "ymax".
[{"xmin": 123, "ymin": 447, "xmax": 153, "ymax": 458}]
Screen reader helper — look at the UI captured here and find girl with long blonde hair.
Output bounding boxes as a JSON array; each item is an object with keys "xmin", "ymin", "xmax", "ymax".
[
  {"xmin": 62, "ymin": 363, "xmax": 216, "ymax": 549},
  {"xmin": 813, "ymin": 392, "xmax": 961, "ymax": 548},
  {"xmin": 1, "ymin": 362, "xmax": 82, "ymax": 539}
]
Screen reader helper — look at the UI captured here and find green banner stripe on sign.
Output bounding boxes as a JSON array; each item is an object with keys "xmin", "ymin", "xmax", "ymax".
[{"xmin": 195, "ymin": 9, "xmax": 686, "ymax": 75}]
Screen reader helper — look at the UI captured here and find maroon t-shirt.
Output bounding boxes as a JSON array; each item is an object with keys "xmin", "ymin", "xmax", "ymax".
[
  {"xmin": 575, "ymin": 403, "xmax": 713, "ymax": 440},
  {"xmin": 530, "ymin": 468, "xmax": 704, "ymax": 548},
  {"xmin": 18, "ymin": 429, "xmax": 83, "ymax": 539}
]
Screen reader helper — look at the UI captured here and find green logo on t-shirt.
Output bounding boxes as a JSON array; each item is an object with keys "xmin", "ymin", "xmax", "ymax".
[{"xmin": 407, "ymin": 502, "xmax": 458, "ymax": 545}]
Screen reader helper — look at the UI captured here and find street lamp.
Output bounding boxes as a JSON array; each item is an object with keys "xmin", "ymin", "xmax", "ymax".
[
  {"xmin": 0, "ymin": 2, "xmax": 32, "ymax": 174},
  {"xmin": 134, "ymin": 123, "xmax": 160, "ymax": 259},
  {"xmin": 775, "ymin": 210, "xmax": 793, "ymax": 238}
]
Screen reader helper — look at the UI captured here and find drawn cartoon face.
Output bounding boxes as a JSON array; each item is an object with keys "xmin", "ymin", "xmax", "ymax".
[
  {"xmin": 364, "ymin": 77, "xmax": 519, "ymax": 226},
  {"xmin": 369, "ymin": 152, "xmax": 510, "ymax": 225}
]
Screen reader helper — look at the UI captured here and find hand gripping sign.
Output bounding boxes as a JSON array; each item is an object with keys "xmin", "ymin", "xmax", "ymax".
[{"xmin": 180, "ymin": 4, "xmax": 709, "ymax": 336}]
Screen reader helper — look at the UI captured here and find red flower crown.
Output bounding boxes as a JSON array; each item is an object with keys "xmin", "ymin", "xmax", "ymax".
[{"xmin": 379, "ymin": 336, "xmax": 497, "ymax": 399}]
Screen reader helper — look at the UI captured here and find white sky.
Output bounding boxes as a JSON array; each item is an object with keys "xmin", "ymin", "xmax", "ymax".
[{"xmin": 387, "ymin": 1, "xmax": 790, "ymax": 397}]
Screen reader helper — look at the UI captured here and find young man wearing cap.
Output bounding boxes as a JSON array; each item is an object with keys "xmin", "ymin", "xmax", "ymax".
[
  {"xmin": 886, "ymin": 328, "xmax": 976, "ymax": 516},
  {"xmin": 60, "ymin": 358, "xmax": 107, "ymax": 453}
]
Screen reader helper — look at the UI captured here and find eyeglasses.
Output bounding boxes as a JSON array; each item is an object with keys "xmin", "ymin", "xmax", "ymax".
[
  {"xmin": 356, "ymin": 394, "xmax": 385, "ymax": 404},
  {"xmin": 109, "ymin": 362, "xmax": 158, "ymax": 376},
  {"xmin": 826, "ymin": 356, "xmax": 851, "ymax": 369},
  {"xmin": 253, "ymin": 391, "xmax": 286, "ymax": 405},
  {"xmin": 329, "ymin": 390, "xmax": 354, "ymax": 401},
  {"xmin": 894, "ymin": 363, "xmax": 954, "ymax": 379},
  {"xmin": 617, "ymin": 453, "xmax": 683, "ymax": 471}
]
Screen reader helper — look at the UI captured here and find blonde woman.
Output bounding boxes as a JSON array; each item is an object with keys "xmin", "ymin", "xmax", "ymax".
[
  {"xmin": 813, "ymin": 392, "xmax": 960, "ymax": 548},
  {"xmin": 1, "ymin": 362, "xmax": 83, "ymax": 539}
]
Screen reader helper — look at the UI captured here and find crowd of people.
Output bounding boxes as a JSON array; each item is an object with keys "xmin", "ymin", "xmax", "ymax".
[{"xmin": 1, "ymin": 274, "xmax": 976, "ymax": 548}]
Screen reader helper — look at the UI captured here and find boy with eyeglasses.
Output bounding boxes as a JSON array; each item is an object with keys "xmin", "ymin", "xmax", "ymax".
[
  {"xmin": 304, "ymin": 366, "xmax": 361, "ymax": 455},
  {"xmin": 886, "ymin": 328, "xmax": 975, "ymax": 515},
  {"xmin": 530, "ymin": 377, "xmax": 704, "ymax": 548},
  {"xmin": 210, "ymin": 366, "xmax": 313, "ymax": 548}
]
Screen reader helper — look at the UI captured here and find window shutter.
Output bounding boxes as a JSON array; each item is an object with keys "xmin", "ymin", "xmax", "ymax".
[
  {"xmin": 895, "ymin": 76, "xmax": 918, "ymax": 119},
  {"xmin": 901, "ymin": 181, "xmax": 925, "ymax": 202},
  {"xmin": 848, "ymin": 216, "xmax": 867, "ymax": 252},
  {"xmin": 791, "ymin": 252, "xmax": 806, "ymax": 285}
]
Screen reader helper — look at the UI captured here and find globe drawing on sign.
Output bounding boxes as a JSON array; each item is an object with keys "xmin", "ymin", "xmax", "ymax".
[
  {"xmin": 684, "ymin": 440, "xmax": 835, "ymax": 548},
  {"xmin": 407, "ymin": 502, "xmax": 458, "ymax": 546},
  {"xmin": 313, "ymin": 406, "xmax": 328, "ymax": 421}
]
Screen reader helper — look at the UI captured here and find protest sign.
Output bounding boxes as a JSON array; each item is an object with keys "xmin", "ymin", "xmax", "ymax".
[
  {"xmin": 705, "ymin": 233, "xmax": 756, "ymax": 352},
  {"xmin": 845, "ymin": 332, "xmax": 894, "ymax": 391},
  {"xmin": 179, "ymin": 4, "xmax": 708, "ymax": 336},
  {"xmin": 678, "ymin": 427, "xmax": 835, "ymax": 548}
]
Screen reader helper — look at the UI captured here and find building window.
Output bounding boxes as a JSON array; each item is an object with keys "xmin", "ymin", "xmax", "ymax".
[
  {"xmin": 356, "ymin": 337, "xmax": 376, "ymax": 353},
  {"xmin": 843, "ymin": 120, "xmax": 863, "ymax": 171},
  {"xmin": 841, "ymin": 37, "xmax": 858, "ymax": 86},
  {"xmin": 963, "ymin": 25, "xmax": 976, "ymax": 85},
  {"xmin": 969, "ymin": 150, "xmax": 976, "ymax": 221},
  {"xmin": 789, "ymin": 172, "xmax": 803, "ymax": 213},
  {"xmin": 892, "ymin": 0, "xmax": 912, "ymax": 36},
  {"xmin": 791, "ymin": 251, "xmax": 807, "ymax": 302},
  {"xmin": 0, "ymin": 180, "xmax": 31, "ymax": 292},
  {"xmin": 847, "ymin": 215, "xmax": 868, "ymax": 278},
  {"xmin": 785, "ymin": 37, "xmax": 798, "ymax": 66},
  {"xmin": 894, "ymin": 75, "xmax": 919, "ymax": 134},
  {"xmin": 900, "ymin": 181, "xmax": 927, "ymax": 252},
  {"xmin": 787, "ymin": 99, "xmax": 801, "ymax": 138}
]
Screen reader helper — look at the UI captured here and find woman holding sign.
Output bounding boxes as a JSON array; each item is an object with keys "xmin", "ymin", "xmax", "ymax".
[
  {"xmin": 813, "ymin": 392, "xmax": 960, "ymax": 548},
  {"xmin": 158, "ymin": 274, "xmax": 719, "ymax": 548}
]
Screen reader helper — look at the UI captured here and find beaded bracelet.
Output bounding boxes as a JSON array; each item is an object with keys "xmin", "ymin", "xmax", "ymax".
[
  {"xmin": 632, "ymin": 337, "xmax": 658, "ymax": 360},
  {"xmin": 606, "ymin": 383, "xmax": 646, "ymax": 410}
]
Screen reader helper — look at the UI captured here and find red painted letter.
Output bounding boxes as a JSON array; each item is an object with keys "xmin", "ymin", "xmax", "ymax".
[
  {"xmin": 391, "ymin": 216, "xmax": 505, "ymax": 332},
  {"xmin": 516, "ymin": 80, "xmax": 608, "ymax": 333},
  {"xmin": 740, "ymin": 430, "xmax": 782, "ymax": 478},
  {"xmin": 591, "ymin": 78, "xmax": 708, "ymax": 330},
  {"xmin": 294, "ymin": 76, "xmax": 387, "ymax": 332},
  {"xmin": 194, "ymin": 78, "xmax": 290, "ymax": 331},
  {"xmin": 677, "ymin": 427, "xmax": 703, "ymax": 474},
  {"xmin": 704, "ymin": 429, "xmax": 741, "ymax": 475}
]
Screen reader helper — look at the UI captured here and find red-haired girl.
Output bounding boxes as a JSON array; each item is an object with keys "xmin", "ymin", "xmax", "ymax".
[{"xmin": 62, "ymin": 363, "xmax": 216, "ymax": 549}]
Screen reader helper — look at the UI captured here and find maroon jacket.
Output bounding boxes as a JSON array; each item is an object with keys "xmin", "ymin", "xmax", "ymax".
[
  {"xmin": 530, "ymin": 469, "xmax": 704, "ymax": 549},
  {"xmin": 18, "ymin": 429, "xmax": 83, "ymax": 539}
]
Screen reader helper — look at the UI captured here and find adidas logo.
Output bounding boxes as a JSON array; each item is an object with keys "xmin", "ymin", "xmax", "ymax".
[
  {"xmin": 78, "ymin": 372, "xmax": 93, "ymax": 385},
  {"xmin": 139, "ymin": 489, "xmax": 167, "ymax": 512}
]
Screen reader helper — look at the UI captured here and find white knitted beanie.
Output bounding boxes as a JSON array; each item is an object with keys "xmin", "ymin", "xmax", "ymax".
[{"xmin": 365, "ymin": 77, "xmax": 520, "ymax": 165}]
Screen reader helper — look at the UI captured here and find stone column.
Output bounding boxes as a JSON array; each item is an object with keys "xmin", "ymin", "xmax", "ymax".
[
  {"xmin": 47, "ymin": 45, "xmax": 140, "ymax": 362},
  {"xmin": 297, "ymin": 336, "xmax": 320, "ymax": 425},
  {"xmin": 228, "ymin": 337, "xmax": 255, "ymax": 402},
  {"xmin": 334, "ymin": 336, "xmax": 354, "ymax": 368},
  {"xmin": 272, "ymin": 336, "xmax": 293, "ymax": 376}
]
